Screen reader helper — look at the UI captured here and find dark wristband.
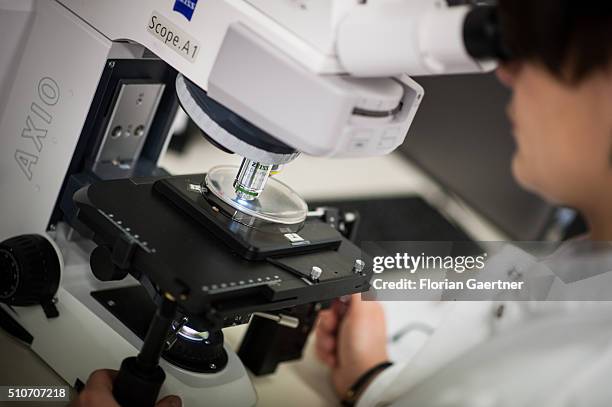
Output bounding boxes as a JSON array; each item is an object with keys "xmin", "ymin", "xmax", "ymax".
[{"xmin": 341, "ymin": 361, "xmax": 393, "ymax": 407}]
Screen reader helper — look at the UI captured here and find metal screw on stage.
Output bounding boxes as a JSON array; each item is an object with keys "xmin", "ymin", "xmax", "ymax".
[
  {"xmin": 353, "ymin": 259, "xmax": 366, "ymax": 274},
  {"xmin": 310, "ymin": 266, "xmax": 323, "ymax": 281}
]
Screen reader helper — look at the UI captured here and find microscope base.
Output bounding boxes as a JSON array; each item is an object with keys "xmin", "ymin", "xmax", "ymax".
[{"xmin": 1, "ymin": 236, "xmax": 256, "ymax": 407}]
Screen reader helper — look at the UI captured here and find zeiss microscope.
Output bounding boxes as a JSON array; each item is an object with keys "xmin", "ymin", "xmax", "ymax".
[{"xmin": 0, "ymin": 1, "xmax": 504, "ymax": 405}]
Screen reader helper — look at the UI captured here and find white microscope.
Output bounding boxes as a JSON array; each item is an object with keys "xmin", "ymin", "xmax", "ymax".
[{"xmin": 0, "ymin": 1, "xmax": 503, "ymax": 405}]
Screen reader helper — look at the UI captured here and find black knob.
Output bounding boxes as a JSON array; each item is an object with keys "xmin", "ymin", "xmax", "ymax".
[
  {"xmin": 0, "ymin": 234, "xmax": 60, "ymax": 317},
  {"xmin": 113, "ymin": 357, "xmax": 165, "ymax": 407},
  {"xmin": 90, "ymin": 245, "xmax": 129, "ymax": 281},
  {"xmin": 162, "ymin": 329, "xmax": 228, "ymax": 373}
]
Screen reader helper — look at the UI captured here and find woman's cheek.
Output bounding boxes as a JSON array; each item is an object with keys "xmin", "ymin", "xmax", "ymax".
[
  {"xmin": 511, "ymin": 143, "xmax": 557, "ymax": 201},
  {"xmin": 511, "ymin": 152, "xmax": 535, "ymax": 191}
]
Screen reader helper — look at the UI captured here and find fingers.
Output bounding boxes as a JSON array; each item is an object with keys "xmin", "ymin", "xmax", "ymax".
[
  {"xmin": 85, "ymin": 369, "xmax": 117, "ymax": 393},
  {"xmin": 318, "ymin": 351, "xmax": 336, "ymax": 368},
  {"xmin": 317, "ymin": 297, "xmax": 352, "ymax": 333},
  {"xmin": 156, "ymin": 395, "xmax": 182, "ymax": 407},
  {"xmin": 332, "ymin": 296, "xmax": 351, "ymax": 319},
  {"xmin": 345, "ymin": 293, "xmax": 367, "ymax": 317},
  {"xmin": 315, "ymin": 327, "xmax": 336, "ymax": 353},
  {"xmin": 72, "ymin": 369, "xmax": 119, "ymax": 407},
  {"xmin": 342, "ymin": 295, "xmax": 387, "ymax": 340},
  {"xmin": 315, "ymin": 296, "xmax": 374, "ymax": 369},
  {"xmin": 348, "ymin": 293, "xmax": 382, "ymax": 315},
  {"xmin": 315, "ymin": 339, "xmax": 337, "ymax": 368},
  {"xmin": 77, "ymin": 369, "xmax": 181, "ymax": 407},
  {"xmin": 315, "ymin": 326, "xmax": 337, "ymax": 365},
  {"xmin": 315, "ymin": 309, "xmax": 338, "ymax": 367},
  {"xmin": 317, "ymin": 309, "xmax": 338, "ymax": 334}
]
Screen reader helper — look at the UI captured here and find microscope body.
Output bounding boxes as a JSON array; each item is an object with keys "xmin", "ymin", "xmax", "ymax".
[{"xmin": 0, "ymin": 2, "xmax": 257, "ymax": 404}]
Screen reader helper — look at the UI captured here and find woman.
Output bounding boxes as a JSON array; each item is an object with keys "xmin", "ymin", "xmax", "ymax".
[{"xmin": 315, "ymin": 1, "xmax": 612, "ymax": 406}]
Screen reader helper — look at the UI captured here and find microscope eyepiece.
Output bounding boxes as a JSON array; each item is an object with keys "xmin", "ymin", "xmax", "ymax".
[{"xmin": 464, "ymin": 5, "xmax": 512, "ymax": 62}]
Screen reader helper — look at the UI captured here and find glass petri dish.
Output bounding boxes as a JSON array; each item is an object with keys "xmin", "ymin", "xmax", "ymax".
[{"xmin": 204, "ymin": 166, "xmax": 308, "ymax": 225}]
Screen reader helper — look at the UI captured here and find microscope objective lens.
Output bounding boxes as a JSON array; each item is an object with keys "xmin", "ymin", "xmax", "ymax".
[
  {"xmin": 233, "ymin": 158, "xmax": 272, "ymax": 201},
  {"xmin": 205, "ymin": 166, "xmax": 308, "ymax": 225}
]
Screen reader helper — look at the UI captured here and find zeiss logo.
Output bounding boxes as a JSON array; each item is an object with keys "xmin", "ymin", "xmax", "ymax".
[{"xmin": 173, "ymin": 0, "xmax": 198, "ymax": 21}]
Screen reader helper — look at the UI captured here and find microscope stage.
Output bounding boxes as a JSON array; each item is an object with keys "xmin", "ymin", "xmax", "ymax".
[
  {"xmin": 73, "ymin": 175, "xmax": 370, "ymax": 325},
  {"xmin": 155, "ymin": 174, "xmax": 341, "ymax": 260}
]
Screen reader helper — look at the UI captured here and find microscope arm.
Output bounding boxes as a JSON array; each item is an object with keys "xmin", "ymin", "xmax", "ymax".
[{"xmin": 57, "ymin": 0, "xmax": 501, "ymax": 160}]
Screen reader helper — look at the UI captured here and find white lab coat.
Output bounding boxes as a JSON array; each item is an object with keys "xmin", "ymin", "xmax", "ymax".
[{"xmin": 358, "ymin": 242, "xmax": 612, "ymax": 407}]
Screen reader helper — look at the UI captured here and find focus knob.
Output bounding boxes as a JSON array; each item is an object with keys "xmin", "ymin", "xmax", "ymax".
[
  {"xmin": 90, "ymin": 245, "xmax": 129, "ymax": 281},
  {"xmin": 0, "ymin": 234, "xmax": 61, "ymax": 318},
  {"xmin": 163, "ymin": 329, "xmax": 228, "ymax": 373}
]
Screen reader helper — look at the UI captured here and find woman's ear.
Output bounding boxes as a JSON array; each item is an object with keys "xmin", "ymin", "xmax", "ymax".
[
  {"xmin": 609, "ymin": 81, "xmax": 612, "ymax": 166},
  {"xmin": 495, "ymin": 62, "xmax": 522, "ymax": 88}
]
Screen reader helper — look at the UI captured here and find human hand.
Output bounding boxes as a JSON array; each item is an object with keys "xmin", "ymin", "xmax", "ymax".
[
  {"xmin": 315, "ymin": 294, "xmax": 389, "ymax": 398},
  {"xmin": 71, "ymin": 369, "xmax": 181, "ymax": 407}
]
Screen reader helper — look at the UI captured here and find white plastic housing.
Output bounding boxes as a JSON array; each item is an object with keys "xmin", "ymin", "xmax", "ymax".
[
  {"xmin": 0, "ymin": 0, "xmax": 111, "ymax": 241},
  {"xmin": 336, "ymin": 1, "xmax": 491, "ymax": 76},
  {"xmin": 54, "ymin": 0, "xmax": 488, "ymax": 159}
]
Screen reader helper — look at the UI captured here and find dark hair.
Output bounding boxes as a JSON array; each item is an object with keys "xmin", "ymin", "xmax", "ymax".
[{"xmin": 498, "ymin": 0, "xmax": 612, "ymax": 82}]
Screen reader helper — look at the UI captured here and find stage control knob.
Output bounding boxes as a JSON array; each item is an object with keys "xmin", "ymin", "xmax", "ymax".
[{"xmin": 0, "ymin": 234, "xmax": 61, "ymax": 318}]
